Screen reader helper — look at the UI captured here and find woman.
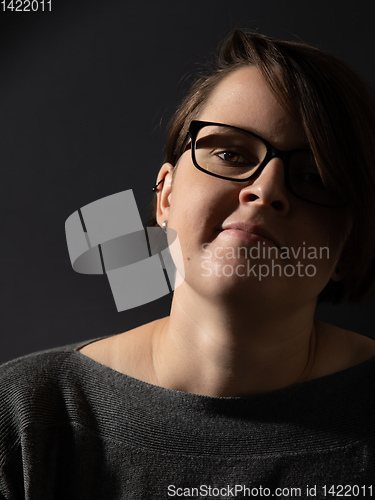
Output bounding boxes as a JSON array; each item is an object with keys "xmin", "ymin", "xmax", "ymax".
[{"xmin": 1, "ymin": 30, "xmax": 375, "ymax": 498}]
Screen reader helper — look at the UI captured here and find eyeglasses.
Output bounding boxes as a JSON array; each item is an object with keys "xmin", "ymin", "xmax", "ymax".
[{"xmin": 178, "ymin": 120, "xmax": 345, "ymax": 207}]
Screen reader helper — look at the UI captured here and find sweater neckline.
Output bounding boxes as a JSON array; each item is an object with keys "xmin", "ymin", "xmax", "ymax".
[
  {"xmin": 72, "ymin": 335, "xmax": 375, "ymax": 402},
  {"xmin": 66, "ymin": 337, "xmax": 375, "ymax": 455}
]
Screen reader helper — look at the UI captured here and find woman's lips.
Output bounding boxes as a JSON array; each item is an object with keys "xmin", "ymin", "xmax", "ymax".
[{"xmin": 220, "ymin": 223, "xmax": 280, "ymax": 248}]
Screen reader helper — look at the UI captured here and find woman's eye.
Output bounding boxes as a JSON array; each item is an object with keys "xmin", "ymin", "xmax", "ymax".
[
  {"xmin": 219, "ymin": 151, "xmax": 240, "ymax": 163},
  {"xmin": 296, "ymin": 172, "xmax": 325, "ymax": 188},
  {"xmin": 216, "ymin": 150, "xmax": 252, "ymax": 165}
]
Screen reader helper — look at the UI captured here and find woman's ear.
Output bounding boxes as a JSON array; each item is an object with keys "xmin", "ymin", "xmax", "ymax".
[{"xmin": 155, "ymin": 163, "xmax": 174, "ymax": 227}]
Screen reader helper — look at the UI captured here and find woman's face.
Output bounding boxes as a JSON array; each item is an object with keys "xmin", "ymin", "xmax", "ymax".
[{"xmin": 157, "ymin": 66, "xmax": 348, "ymax": 309}]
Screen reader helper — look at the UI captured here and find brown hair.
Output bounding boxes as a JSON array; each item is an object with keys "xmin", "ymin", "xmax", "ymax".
[{"xmin": 151, "ymin": 29, "xmax": 375, "ymax": 303}]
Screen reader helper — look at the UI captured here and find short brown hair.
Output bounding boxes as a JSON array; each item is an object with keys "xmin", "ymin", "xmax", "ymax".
[{"xmin": 151, "ymin": 29, "xmax": 375, "ymax": 303}]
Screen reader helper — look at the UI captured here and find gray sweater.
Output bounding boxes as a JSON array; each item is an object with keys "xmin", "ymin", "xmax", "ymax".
[{"xmin": 0, "ymin": 339, "xmax": 374, "ymax": 499}]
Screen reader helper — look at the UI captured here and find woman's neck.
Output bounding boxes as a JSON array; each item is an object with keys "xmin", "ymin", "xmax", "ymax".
[{"xmin": 150, "ymin": 286, "xmax": 318, "ymax": 397}]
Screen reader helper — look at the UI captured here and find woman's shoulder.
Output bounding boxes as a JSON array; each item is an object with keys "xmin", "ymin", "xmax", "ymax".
[
  {"xmin": 312, "ymin": 321, "xmax": 375, "ymax": 380},
  {"xmin": 78, "ymin": 317, "xmax": 166, "ymax": 380},
  {"xmin": 0, "ymin": 342, "xmax": 88, "ymax": 459},
  {"xmin": 0, "ymin": 341, "xmax": 93, "ymax": 416},
  {"xmin": 0, "ymin": 317, "xmax": 167, "ymax": 406},
  {"xmin": 0, "ymin": 342, "xmax": 80, "ymax": 383},
  {"xmin": 0, "ymin": 339, "xmax": 111, "ymax": 420}
]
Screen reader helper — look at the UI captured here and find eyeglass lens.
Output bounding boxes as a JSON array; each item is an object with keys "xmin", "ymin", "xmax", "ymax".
[{"xmin": 193, "ymin": 124, "xmax": 343, "ymax": 206}]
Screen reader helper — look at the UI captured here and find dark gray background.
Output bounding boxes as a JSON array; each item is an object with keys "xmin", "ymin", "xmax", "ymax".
[{"xmin": 0, "ymin": 0, "xmax": 374, "ymax": 363}]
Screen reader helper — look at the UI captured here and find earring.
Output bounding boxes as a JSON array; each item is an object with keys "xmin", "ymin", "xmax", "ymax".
[
  {"xmin": 162, "ymin": 220, "xmax": 168, "ymax": 233},
  {"xmin": 152, "ymin": 178, "xmax": 165, "ymax": 192}
]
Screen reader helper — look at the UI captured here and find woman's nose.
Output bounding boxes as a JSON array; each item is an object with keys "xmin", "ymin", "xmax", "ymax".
[{"xmin": 238, "ymin": 158, "xmax": 290, "ymax": 213}]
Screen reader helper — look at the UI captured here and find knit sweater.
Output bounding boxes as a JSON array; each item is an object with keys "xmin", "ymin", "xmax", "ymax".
[{"xmin": 0, "ymin": 339, "xmax": 374, "ymax": 499}]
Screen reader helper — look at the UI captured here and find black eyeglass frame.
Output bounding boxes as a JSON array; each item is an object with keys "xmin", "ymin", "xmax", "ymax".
[{"xmin": 178, "ymin": 120, "xmax": 346, "ymax": 208}]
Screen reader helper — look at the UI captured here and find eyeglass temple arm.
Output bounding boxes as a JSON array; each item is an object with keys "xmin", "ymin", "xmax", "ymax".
[{"xmin": 152, "ymin": 130, "xmax": 194, "ymax": 192}]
